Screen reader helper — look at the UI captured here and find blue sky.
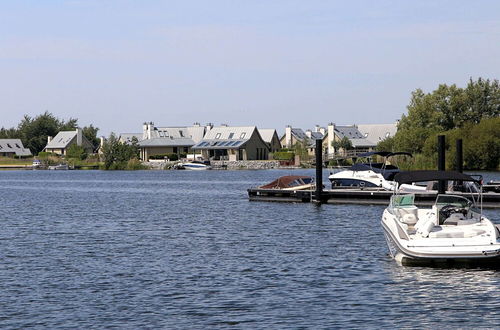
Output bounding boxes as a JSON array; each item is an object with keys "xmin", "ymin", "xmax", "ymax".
[{"xmin": 1, "ymin": 0, "xmax": 499, "ymax": 136}]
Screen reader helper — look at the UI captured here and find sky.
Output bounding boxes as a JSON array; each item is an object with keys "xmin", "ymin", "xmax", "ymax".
[{"xmin": 1, "ymin": 0, "xmax": 499, "ymax": 136}]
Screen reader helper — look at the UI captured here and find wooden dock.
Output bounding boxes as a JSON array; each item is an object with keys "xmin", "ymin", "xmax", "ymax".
[{"xmin": 247, "ymin": 187, "xmax": 500, "ymax": 209}]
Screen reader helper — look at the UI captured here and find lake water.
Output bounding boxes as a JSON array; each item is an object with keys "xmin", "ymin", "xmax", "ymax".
[{"xmin": 0, "ymin": 169, "xmax": 499, "ymax": 328}]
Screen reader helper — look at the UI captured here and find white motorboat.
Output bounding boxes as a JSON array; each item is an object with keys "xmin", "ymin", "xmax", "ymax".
[
  {"xmin": 381, "ymin": 170, "xmax": 500, "ymax": 267},
  {"xmin": 329, "ymin": 151, "xmax": 413, "ymax": 191},
  {"xmin": 178, "ymin": 161, "xmax": 212, "ymax": 170},
  {"xmin": 48, "ymin": 164, "xmax": 69, "ymax": 170}
]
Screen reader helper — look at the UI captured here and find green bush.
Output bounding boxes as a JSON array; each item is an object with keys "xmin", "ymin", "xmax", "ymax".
[{"xmin": 273, "ymin": 151, "xmax": 294, "ymax": 161}]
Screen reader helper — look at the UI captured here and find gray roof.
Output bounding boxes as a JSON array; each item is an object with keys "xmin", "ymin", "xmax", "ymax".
[
  {"xmin": 258, "ymin": 129, "xmax": 278, "ymax": 143},
  {"xmin": 148, "ymin": 126, "xmax": 206, "ymax": 143},
  {"xmin": 45, "ymin": 131, "xmax": 77, "ymax": 149},
  {"xmin": 192, "ymin": 126, "xmax": 260, "ymax": 150},
  {"xmin": 203, "ymin": 126, "xmax": 256, "ymax": 140},
  {"xmin": 119, "ymin": 133, "xmax": 142, "ymax": 144},
  {"xmin": 357, "ymin": 123, "xmax": 397, "ymax": 143},
  {"xmin": 334, "ymin": 125, "xmax": 365, "ymax": 139},
  {"xmin": 349, "ymin": 138, "xmax": 377, "ymax": 148},
  {"xmin": 139, "ymin": 137, "xmax": 196, "ymax": 147},
  {"xmin": 0, "ymin": 139, "xmax": 32, "ymax": 156}
]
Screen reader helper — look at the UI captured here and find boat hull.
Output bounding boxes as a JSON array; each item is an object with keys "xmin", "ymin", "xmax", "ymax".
[{"xmin": 382, "ymin": 222, "xmax": 500, "ymax": 268}]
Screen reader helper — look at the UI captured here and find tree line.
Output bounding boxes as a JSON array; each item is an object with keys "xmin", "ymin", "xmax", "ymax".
[
  {"xmin": 378, "ymin": 78, "xmax": 500, "ymax": 170},
  {"xmin": 0, "ymin": 111, "xmax": 100, "ymax": 155}
]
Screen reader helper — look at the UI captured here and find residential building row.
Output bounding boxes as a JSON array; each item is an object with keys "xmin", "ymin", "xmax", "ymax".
[{"xmin": 0, "ymin": 122, "xmax": 397, "ymax": 161}]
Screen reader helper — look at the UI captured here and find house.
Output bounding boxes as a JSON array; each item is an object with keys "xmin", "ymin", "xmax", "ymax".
[
  {"xmin": 280, "ymin": 125, "xmax": 325, "ymax": 156},
  {"xmin": 323, "ymin": 123, "xmax": 376, "ymax": 156},
  {"xmin": 357, "ymin": 123, "xmax": 398, "ymax": 144},
  {"xmin": 258, "ymin": 129, "xmax": 281, "ymax": 153},
  {"xmin": 44, "ymin": 128, "xmax": 94, "ymax": 155},
  {"xmin": 192, "ymin": 125, "xmax": 269, "ymax": 161},
  {"xmin": 0, "ymin": 139, "xmax": 32, "ymax": 157},
  {"xmin": 138, "ymin": 122, "xmax": 206, "ymax": 161}
]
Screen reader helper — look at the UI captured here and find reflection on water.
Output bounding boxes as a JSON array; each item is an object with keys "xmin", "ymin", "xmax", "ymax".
[{"xmin": 0, "ymin": 169, "xmax": 498, "ymax": 328}]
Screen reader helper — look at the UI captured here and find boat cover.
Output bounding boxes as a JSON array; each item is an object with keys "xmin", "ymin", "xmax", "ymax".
[{"xmin": 259, "ymin": 176, "xmax": 314, "ymax": 189}]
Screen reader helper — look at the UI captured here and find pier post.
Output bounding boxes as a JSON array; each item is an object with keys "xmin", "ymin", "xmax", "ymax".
[
  {"xmin": 438, "ymin": 135, "xmax": 446, "ymax": 194},
  {"xmin": 314, "ymin": 138, "xmax": 323, "ymax": 203},
  {"xmin": 455, "ymin": 139, "xmax": 463, "ymax": 173}
]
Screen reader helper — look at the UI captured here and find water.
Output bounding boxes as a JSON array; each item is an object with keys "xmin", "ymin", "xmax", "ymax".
[{"xmin": 0, "ymin": 169, "xmax": 499, "ymax": 329}]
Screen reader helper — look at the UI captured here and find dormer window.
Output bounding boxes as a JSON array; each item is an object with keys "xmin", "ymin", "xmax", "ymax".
[
  {"xmin": 179, "ymin": 130, "xmax": 184, "ymax": 137},
  {"xmin": 215, "ymin": 133, "xmax": 221, "ymax": 139},
  {"xmin": 240, "ymin": 132, "xmax": 246, "ymax": 139},
  {"xmin": 228, "ymin": 133, "xmax": 234, "ymax": 139}
]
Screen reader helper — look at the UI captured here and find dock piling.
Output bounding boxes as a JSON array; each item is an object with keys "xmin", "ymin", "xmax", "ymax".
[
  {"xmin": 314, "ymin": 138, "xmax": 323, "ymax": 204},
  {"xmin": 438, "ymin": 135, "xmax": 446, "ymax": 194}
]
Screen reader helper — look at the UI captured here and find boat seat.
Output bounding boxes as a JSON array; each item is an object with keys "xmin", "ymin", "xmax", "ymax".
[
  {"xmin": 395, "ymin": 206, "xmax": 419, "ymax": 225},
  {"xmin": 428, "ymin": 227, "xmax": 486, "ymax": 239}
]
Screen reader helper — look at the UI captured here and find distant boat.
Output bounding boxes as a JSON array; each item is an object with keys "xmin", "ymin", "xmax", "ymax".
[
  {"xmin": 32, "ymin": 159, "xmax": 42, "ymax": 169},
  {"xmin": 177, "ymin": 161, "xmax": 212, "ymax": 170},
  {"xmin": 259, "ymin": 175, "xmax": 316, "ymax": 190},
  {"xmin": 48, "ymin": 164, "xmax": 69, "ymax": 170}
]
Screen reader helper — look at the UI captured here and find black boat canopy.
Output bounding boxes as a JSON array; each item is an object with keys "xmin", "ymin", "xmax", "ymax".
[
  {"xmin": 394, "ymin": 170, "xmax": 479, "ymax": 184},
  {"xmin": 357, "ymin": 151, "xmax": 413, "ymax": 158}
]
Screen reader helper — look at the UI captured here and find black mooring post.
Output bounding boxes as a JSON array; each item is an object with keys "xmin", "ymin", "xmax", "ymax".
[
  {"xmin": 315, "ymin": 138, "xmax": 323, "ymax": 203},
  {"xmin": 456, "ymin": 139, "xmax": 463, "ymax": 173},
  {"xmin": 438, "ymin": 135, "xmax": 446, "ymax": 194}
]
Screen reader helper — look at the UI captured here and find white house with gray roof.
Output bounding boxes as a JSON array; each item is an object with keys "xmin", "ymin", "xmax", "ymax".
[
  {"xmin": 138, "ymin": 122, "xmax": 207, "ymax": 160},
  {"xmin": 192, "ymin": 125, "xmax": 269, "ymax": 161},
  {"xmin": 44, "ymin": 128, "xmax": 94, "ymax": 156},
  {"xmin": 0, "ymin": 139, "xmax": 32, "ymax": 157}
]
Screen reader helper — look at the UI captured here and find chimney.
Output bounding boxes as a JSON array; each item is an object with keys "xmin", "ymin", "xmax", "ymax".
[
  {"xmin": 193, "ymin": 122, "xmax": 200, "ymax": 127},
  {"xmin": 205, "ymin": 123, "xmax": 213, "ymax": 133},
  {"xmin": 144, "ymin": 122, "xmax": 154, "ymax": 140},
  {"xmin": 47, "ymin": 136, "xmax": 52, "ymax": 144},
  {"xmin": 314, "ymin": 125, "xmax": 320, "ymax": 133},
  {"xmin": 100, "ymin": 136, "xmax": 105, "ymax": 149},
  {"xmin": 327, "ymin": 123, "xmax": 335, "ymax": 155},
  {"xmin": 76, "ymin": 128, "xmax": 82, "ymax": 146},
  {"xmin": 319, "ymin": 127, "xmax": 326, "ymax": 136},
  {"xmin": 305, "ymin": 129, "xmax": 312, "ymax": 139},
  {"xmin": 285, "ymin": 125, "xmax": 292, "ymax": 148}
]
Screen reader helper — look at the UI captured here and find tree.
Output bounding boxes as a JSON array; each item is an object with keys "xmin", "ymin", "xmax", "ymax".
[
  {"xmin": 66, "ymin": 144, "xmax": 87, "ymax": 160},
  {"xmin": 82, "ymin": 124, "xmax": 100, "ymax": 151},
  {"xmin": 101, "ymin": 133, "xmax": 141, "ymax": 170},
  {"xmin": 332, "ymin": 136, "xmax": 353, "ymax": 155}
]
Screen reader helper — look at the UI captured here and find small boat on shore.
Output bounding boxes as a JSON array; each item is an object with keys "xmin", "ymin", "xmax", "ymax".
[
  {"xmin": 175, "ymin": 161, "xmax": 212, "ymax": 170},
  {"xmin": 381, "ymin": 170, "xmax": 500, "ymax": 267},
  {"xmin": 259, "ymin": 175, "xmax": 316, "ymax": 190},
  {"xmin": 48, "ymin": 164, "xmax": 69, "ymax": 170}
]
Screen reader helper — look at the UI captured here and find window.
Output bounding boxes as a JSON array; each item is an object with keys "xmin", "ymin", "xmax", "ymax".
[
  {"xmin": 15, "ymin": 143, "xmax": 21, "ymax": 148},
  {"xmin": 159, "ymin": 131, "xmax": 165, "ymax": 137},
  {"xmin": 7, "ymin": 143, "xmax": 12, "ymax": 148},
  {"xmin": 239, "ymin": 132, "xmax": 246, "ymax": 139},
  {"xmin": 215, "ymin": 133, "xmax": 221, "ymax": 139},
  {"xmin": 385, "ymin": 132, "xmax": 390, "ymax": 138},
  {"xmin": 228, "ymin": 132, "xmax": 234, "ymax": 139},
  {"xmin": 364, "ymin": 133, "xmax": 368, "ymax": 137},
  {"xmin": 179, "ymin": 130, "xmax": 184, "ymax": 137}
]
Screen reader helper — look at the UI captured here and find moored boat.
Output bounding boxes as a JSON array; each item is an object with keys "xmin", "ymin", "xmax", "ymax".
[
  {"xmin": 259, "ymin": 175, "xmax": 316, "ymax": 190},
  {"xmin": 381, "ymin": 170, "xmax": 500, "ymax": 267},
  {"xmin": 328, "ymin": 151, "xmax": 412, "ymax": 190}
]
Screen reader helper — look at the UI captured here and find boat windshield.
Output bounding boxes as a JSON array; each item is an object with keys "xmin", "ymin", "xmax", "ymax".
[
  {"xmin": 435, "ymin": 194, "xmax": 473, "ymax": 208},
  {"xmin": 390, "ymin": 194, "xmax": 415, "ymax": 208}
]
